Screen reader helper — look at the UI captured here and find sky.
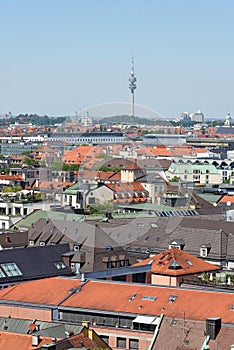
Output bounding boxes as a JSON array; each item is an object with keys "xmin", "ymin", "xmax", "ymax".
[{"xmin": 0, "ymin": 0, "xmax": 234, "ymax": 119}]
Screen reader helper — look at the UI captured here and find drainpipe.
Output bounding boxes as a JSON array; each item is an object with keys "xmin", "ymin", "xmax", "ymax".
[
  {"xmin": 200, "ymin": 335, "xmax": 210, "ymax": 350},
  {"xmin": 148, "ymin": 313, "xmax": 164, "ymax": 350}
]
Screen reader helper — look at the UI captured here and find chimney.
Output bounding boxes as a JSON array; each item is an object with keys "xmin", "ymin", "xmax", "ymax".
[
  {"xmin": 5, "ymin": 236, "xmax": 10, "ymax": 244},
  {"xmin": 206, "ymin": 318, "xmax": 221, "ymax": 340},
  {"xmin": 82, "ymin": 320, "xmax": 89, "ymax": 329},
  {"xmin": 32, "ymin": 335, "xmax": 40, "ymax": 347}
]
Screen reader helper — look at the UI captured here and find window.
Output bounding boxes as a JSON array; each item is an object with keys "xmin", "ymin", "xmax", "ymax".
[
  {"xmin": 200, "ymin": 248, "xmax": 207, "ymax": 257},
  {"xmin": 54, "ymin": 262, "xmax": 66, "ymax": 269},
  {"xmin": 88, "ymin": 197, "xmax": 95, "ymax": 204},
  {"xmin": 129, "ymin": 339, "xmax": 139, "ymax": 350},
  {"xmin": 101, "ymin": 335, "xmax": 109, "ymax": 345},
  {"xmin": 0, "ymin": 269, "xmax": 6, "ymax": 278},
  {"xmin": 117, "ymin": 337, "xmax": 126, "ymax": 348},
  {"xmin": 1, "ymin": 263, "xmax": 22, "ymax": 277}
]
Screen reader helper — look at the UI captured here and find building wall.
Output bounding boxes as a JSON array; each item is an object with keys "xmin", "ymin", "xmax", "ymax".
[
  {"xmin": 0, "ymin": 305, "xmax": 52, "ymax": 322},
  {"xmin": 86, "ymin": 185, "xmax": 113, "ymax": 206},
  {"xmin": 93, "ymin": 326, "xmax": 153, "ymax": 350},
  {"xmin": 151, "ymin": 274, "xmax": 178, "ymax": 286}
]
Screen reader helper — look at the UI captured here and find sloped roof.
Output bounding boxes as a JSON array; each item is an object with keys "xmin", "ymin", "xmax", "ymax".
[
  {"xmin": 0, "ymin": 244, "xmax": 72, "ymax": 285},
  {"xmin": 0, "ymin": 332, "xmax": 52, "ymax": 350},
  {"xmin": 27, "ymin": 218, "xmax": 136, "ymax": 272},
  {"xmin": 106, "ymin": 182, "xmax": 146, "ymax": 193},
  {"xmin": 218, "ymin": 195, "xmax": 234, "ymax": 204},
  {"xmin": 133, "ymin": 248, "xmax": 219, "ymax": 276},
  {"xmin": 1, "ymin": 277, "xmax": 234, "ymax": 322}
]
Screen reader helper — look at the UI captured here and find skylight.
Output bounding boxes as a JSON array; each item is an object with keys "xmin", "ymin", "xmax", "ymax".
[
  {"xmin": 1, "ymin": 263, "xmax": 22, "ymax": 277},
  {"xmin": 54, "ymin": 262, "xmax": 66, "ymax": 269},
  {"xmin": 168, "ymin": 260, "xmax": 182, "ymax": 270},
  {"xmin": 142, "ymin": 296, "xmax": 157, "ymax": 301},
  {"xmin": 186, "ymin": 260, "xmax": 193, "ymax": 266},
  {"xmin": 0, "ymin": 269, "xmax": 6, "ymax": 278}
]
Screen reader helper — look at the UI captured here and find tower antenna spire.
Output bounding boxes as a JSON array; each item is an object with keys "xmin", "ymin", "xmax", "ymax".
[{"xmin": 129, "ymin": 53, "xmax": 137, "ymax": 117}]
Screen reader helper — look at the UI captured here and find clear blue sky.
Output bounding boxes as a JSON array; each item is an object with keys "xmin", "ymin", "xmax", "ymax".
[{"xmin": 0, "ymin": 0, "xmax": 234, "ymax": 119}]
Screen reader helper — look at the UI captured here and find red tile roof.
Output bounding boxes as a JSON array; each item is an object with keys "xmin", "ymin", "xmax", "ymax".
[
  {"xmin": 106, "ymin": 182, "xmax": 145, "ymax": 193},
  {"xmin": 0, "ymin": 175, "xmax": 23, "ymax": 181},
  {"xmin": 218, "ymin": 195, "xmax": 234, "ymax": 204},
  {"xmin": 133, "ymin": 248, "xmax": 220, "ymax": 276},
  {"xmin": 0, "ymin": 277, "xmax": 82, "ymax": 305},
  {"xmin": 0, "ymin": 332, "xmax": 52, "ymax": 350},
  {"xmin": 1, "ymin": 277, "xmax": 234, "ymax": 323}
]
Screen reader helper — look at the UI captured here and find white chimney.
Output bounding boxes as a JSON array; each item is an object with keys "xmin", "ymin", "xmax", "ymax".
[{"xmin": 32, "ymin": 335, "xmax": 40, "ymax": 346}]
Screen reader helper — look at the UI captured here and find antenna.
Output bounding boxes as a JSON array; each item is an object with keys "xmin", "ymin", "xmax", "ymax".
[{"xmin": 129, "ymin": 52, "xmax": 137, "ymax": 117}]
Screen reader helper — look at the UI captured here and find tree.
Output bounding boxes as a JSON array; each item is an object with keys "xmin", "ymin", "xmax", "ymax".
[{"xmin": 88, "ymin": 200, "xmax": 114, "ymax": 215}]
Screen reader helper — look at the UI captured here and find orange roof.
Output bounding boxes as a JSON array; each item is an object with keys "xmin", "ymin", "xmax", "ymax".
[
  {"xmin": 32, "ymin": 180, "xmax": 73, "ymax": 190},
  {"xmin": 136, "ymin": 146, "xmax": 207, "ymax": 158},
  {"xmin": 0, "ymin": 332, "xmax": 52, "ymax": 350},
  {"xmin": 0, "ymin": 175, "xmax": 23, "ymax": 181},
  {"xmin": 0, "ymin": 278, "xmax": 234, "ymax": 323},
  {"xmin": 0, "ymin": 277, "xmax": 82, "ymax": 305},
  {"xmin": 106, "ymin": 182, "xmax": 145, "ymax": 193},
  {"xmin": 218, "ymin": 195, "xmax": 234, "ymax": 204},
  {"xmin": 133, "ymin": 248, "xmax": 220, "ymax": 276},
  {"xmin": 63, "ymin": 145, "xmax": 94, "ymax": 164}
]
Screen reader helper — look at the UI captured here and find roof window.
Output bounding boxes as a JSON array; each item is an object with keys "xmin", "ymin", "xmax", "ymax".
[{"xmin": 1, "ymin": 263, "xmax": 22, "ymax": 277}]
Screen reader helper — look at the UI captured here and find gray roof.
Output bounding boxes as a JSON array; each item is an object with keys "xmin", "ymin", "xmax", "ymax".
[
  {"xmin": 27, "ymin": 218, "xmax": 137, "ymax": 272},
  {"xmin": 0, "ymin": 244, "xmax": 72, "ymax": 285},
  {"xmin": 0, "ymin": 316, "xmax": 83, "ymax": 337}
]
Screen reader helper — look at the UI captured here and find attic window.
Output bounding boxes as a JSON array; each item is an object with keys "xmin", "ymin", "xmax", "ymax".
[
  {"xmin": 150, "ymin": 223, "xmax": 157, "ymax": 228},
  {"xmin": 168, "ymin": 260, "xmax": 182, "ymax": 270},
  {"xmin": 1, "ymin": 263, "xmax": 22, "ymax": 277},
  {"xmin": 62, "ymin": 227, "xmax": 67, "ymax": 234},
  {"xmin": 54, "ymin": 262, "xmax": 66, "ymax": 269}
]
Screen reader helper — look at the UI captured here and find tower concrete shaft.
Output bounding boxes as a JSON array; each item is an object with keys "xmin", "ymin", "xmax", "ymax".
[{"xmin": 129, "ymin": 56, "xmax": 137, "ymax": 117}]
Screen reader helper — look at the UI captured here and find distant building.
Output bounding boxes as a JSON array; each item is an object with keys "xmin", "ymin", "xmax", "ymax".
[
  {"xmin": 45, "ymin": 131, "xmax": 126, "ymax": 145},
  {"xmin": 80, "ymin": 113, "xmax": 93, "ymax": 127},
  {"xmin": 180, "ymin": 112, "xmax": 191, "ymax": 123},
  {"xmin": 190, "ymin": 110, "xmax": 204, "ymax": 123},
  {"xmin": 224, "ymin": 112, "xmax": 232, "ymax": 127},
  {"xmin": 166, "ymin": 162, "xmax": 222, "ymax": 186},
  {"xmin": 180, "ymin": 110, "xmax": 204, "ymax": 123},
  {"xmin": 143, "ymin": 134, "xmax": 187, "ymax": 146},
  {"xmin": 0, "ymin": 142, "xmax": 38, "ymax": 156}
]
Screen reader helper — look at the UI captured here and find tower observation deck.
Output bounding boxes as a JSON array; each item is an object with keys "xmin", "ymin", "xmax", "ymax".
[{"xmin": 129, "ymin": 56, "xmax": 137, "ymax": 117}]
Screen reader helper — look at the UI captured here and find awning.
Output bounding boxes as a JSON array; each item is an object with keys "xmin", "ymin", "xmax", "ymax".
[{"xmin": 133, "ymin": 315, "xmax": 158, "ymax": 325}]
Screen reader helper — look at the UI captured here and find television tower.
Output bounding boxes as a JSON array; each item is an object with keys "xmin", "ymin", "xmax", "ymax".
[{"xmin": 129, "ymin": 55, "xmax": 137, "ymax": 117}]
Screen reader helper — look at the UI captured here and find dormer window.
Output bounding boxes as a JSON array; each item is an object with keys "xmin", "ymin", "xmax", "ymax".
[
  {"xmin": 29, "ymin": 240, "xmax": 34, "ymax": 246},
  {"xmin": 200, "ymin": 243, "xmax": 211, "ymax": 257},
  {"xmin": 169, "ymin": 239, "xmax": 185, "ymax": 250},
  {"xmin": 200, "ymin": 247, "xmax": 208, "ymax": 257}
]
